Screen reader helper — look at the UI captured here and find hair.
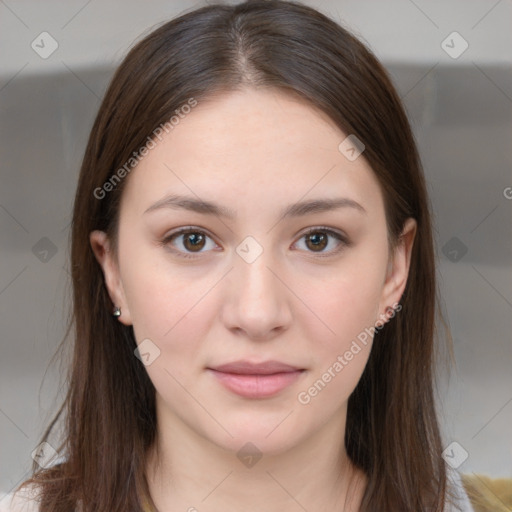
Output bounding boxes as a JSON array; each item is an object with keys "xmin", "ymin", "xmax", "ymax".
[{"xmin": 16, "ymin": 1, "xmax": 454, "ymax": 510}]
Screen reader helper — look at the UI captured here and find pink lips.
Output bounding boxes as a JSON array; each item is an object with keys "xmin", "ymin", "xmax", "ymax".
[{"xmin": 207, "ymin": 360, "xmax": 305, "ymax": 399}]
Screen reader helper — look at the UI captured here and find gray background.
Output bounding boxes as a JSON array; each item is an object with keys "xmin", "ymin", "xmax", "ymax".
[{"xmin": 1, "ymin": 0, "xmax": 511, "ymax": 498}]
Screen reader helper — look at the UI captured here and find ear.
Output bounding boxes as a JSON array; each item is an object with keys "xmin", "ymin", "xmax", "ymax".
[
  {"xmin": 377, "ymin": 218, "xmax": 417, "ymax": 322},
  {"xmin": 89, "ymin": 230, "xmax": 133, "ymax": 326}
]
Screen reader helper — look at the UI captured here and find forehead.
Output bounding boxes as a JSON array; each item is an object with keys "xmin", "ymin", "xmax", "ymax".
[{"xmin": 119, "ymin": 88, "xmax": 384, "ymax": 218}]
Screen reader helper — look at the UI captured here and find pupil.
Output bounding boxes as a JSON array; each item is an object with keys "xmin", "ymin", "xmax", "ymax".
[
  {"xmin": 186, "ymin": 233, "xmax": 204, "ymax": 250},
  {"xmin": 308, "ymin": 232, "xmax": 327, "ymax": 251}
]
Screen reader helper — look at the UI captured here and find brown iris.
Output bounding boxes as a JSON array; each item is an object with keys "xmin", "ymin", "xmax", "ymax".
[
  {"xmin": 305, "ymin": 231, "xmax": 328, "ymax": 251},
  {"xmin": 183, "ymin": 232, "xmax": 206, "ymax": 252}
]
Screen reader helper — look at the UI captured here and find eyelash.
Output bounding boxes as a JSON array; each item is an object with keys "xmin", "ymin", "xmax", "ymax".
[{"xmin": 160, "ymin": 225, "xmax": 350, "ymax": 260}]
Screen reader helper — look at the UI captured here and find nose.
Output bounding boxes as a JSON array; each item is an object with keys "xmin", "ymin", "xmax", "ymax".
[{"xmin": 220, "ymin": 246, "xmax": 293, "ymax": 341}]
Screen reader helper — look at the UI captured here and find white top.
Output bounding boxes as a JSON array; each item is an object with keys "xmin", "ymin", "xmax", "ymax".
[
  {"xmin": 0, "ymin": 483, "xmax": 40, "ymax": 512},
  {"xmin": 0, "ymin": 469, "xmax": 474, "ymax": 511},
  {"xmin": 446, "ymin": 469, "xmax": 475, "ymax": 512}
]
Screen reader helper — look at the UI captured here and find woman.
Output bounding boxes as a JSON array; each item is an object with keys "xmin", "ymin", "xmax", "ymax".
[{"xmin": 2, "ymin": 1, "xmax": 474, "ymax": 510}]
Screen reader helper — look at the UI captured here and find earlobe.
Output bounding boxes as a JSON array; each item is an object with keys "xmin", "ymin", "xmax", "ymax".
[
  {"xmin": 89, "ymin": 230, "xmax": 133, "ymax": 325},
  {"xmin": 378, "ymin": 218, "xmax": 417, "ymax": 321}
]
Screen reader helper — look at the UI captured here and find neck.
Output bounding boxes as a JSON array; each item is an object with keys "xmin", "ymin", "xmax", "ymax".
[{"xmin": 145, "ymin": 398, "xmax": 367, "ymax": 512}]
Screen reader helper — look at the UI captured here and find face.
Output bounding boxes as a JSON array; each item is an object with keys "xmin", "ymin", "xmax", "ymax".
[{"xmin": 91, "ymin": 88, "xmax": 415, "ymax": 457}]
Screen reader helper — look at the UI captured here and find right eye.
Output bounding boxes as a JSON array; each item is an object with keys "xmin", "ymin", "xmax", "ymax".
[{"xmin": 161, "ymin": 227, "xmax": 219, "ymax": 258}]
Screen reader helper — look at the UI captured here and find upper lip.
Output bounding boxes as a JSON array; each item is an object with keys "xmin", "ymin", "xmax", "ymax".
[{"xmin": 208, "ymin": 360, "xmax": 303, "ymax": 375}]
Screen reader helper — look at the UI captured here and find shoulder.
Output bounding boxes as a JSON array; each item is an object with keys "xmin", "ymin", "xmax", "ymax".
[
  {"xmin": 444, "ymin": 468, "xmax": 475, "ymax": 512},
  {"xmin": 0, "ymin": 484, "xmax": 41, "ymax": 512},
  {"xmin": 460, "ymin": 473, "xmax": 512, "ymax": 511}
]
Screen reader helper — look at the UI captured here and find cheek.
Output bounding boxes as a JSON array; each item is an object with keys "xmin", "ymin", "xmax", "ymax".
[
  {"xmin": 295, "ymin": 275, "xmax": 381, "ymax": 410},
  {"xmin": 119, "ymin": 243, "xmax": 217, "ymax": 363},
  {"xmin": 122, "ymin": 261, "xmax": 219, "ymax": 411},
  {"xmin": 294, "ymin": 247, "xmax": 387, "ymax": 408},
  {"xmin": 301, "ymin": 257, "xmax": 386, "ymax": 352}
]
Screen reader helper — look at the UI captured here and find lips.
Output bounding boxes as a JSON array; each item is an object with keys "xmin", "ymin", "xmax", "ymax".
[
  {"xmin": 207, "ymin": 360, "xmax": 305, "ymax": 398},
  {"xmin": 210, "ymin": 360, "xmax": 302, "ymax": 375}
]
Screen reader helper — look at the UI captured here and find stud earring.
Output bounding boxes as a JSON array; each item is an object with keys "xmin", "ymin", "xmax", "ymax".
[{"xmin": 113, "ymin": 306, "xmax": 121, "ymax": 318}]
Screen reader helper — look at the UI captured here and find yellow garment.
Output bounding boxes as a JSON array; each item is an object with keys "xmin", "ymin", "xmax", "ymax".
[{"xmin": 461, "ymin": 474, "xmax": 512, "ymax": 512}]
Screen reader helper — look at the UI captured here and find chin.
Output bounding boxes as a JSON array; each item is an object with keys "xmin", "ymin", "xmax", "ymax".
[{"xmin": 204, "ymin": 411, "xmax": 310, "ymax": 458}]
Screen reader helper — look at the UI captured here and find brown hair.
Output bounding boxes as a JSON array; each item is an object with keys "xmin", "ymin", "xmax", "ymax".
[{"xmin": 17, "ymin": 1, "xmax": 453, "ymax": 510}]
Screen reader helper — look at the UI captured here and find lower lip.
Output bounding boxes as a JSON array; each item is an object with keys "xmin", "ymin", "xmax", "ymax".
[{"xmin": 208, "ymin": 369, "xmax": 304, "ymax": 398}]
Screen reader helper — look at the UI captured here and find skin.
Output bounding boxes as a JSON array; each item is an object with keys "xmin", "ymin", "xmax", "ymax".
[{"xmin": 90, "ymin": 87, "xmax": 416, "ymax": 511}]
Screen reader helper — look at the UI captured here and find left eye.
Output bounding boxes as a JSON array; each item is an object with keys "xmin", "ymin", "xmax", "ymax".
[{"xmin": 293, "ymin": 228, "xmax": 347, "ymax": 255}]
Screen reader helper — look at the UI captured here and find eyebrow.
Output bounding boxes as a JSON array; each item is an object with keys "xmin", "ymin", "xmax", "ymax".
[{"xmin": 143, "ymin": 194, "xmax": 366, "ymax": 219}]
